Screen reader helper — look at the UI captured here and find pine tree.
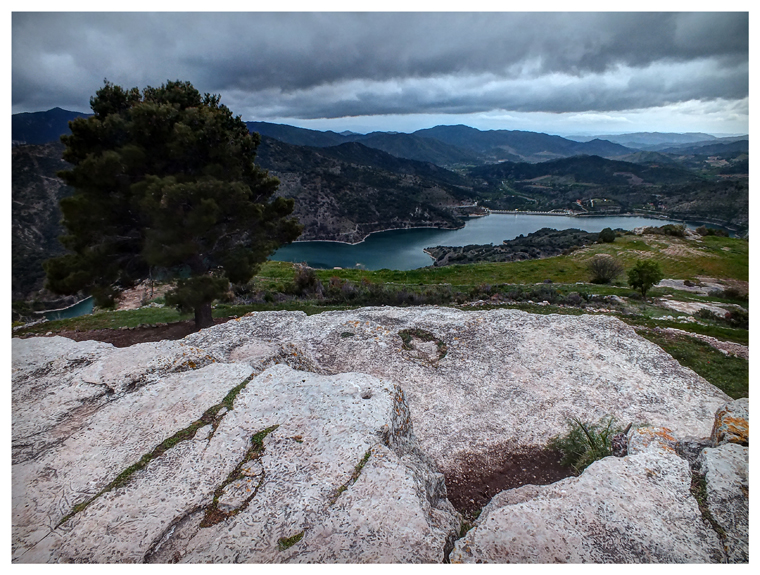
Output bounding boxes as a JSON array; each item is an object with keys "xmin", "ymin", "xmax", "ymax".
[{"xmin": 44, "ymin": 80, "xmax": 302, "ymax": 329}]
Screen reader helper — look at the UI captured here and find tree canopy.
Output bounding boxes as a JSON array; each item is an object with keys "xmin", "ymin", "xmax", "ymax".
[
  {"xmin": 627, "ymin": 260, "xmax": 664, "ymax": 298},
  {"xmin": 44, "ymin": 80, "xmax": 302, "ymax": 328}
]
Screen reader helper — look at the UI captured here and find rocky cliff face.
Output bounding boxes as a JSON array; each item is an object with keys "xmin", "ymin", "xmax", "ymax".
[
  {"xmin": 12, "ymin": 307, "xmax": 748, "ymax": 563},
  {"xmin": 11, "ymin": 142, "xmax": 72, "ymax": 300}
]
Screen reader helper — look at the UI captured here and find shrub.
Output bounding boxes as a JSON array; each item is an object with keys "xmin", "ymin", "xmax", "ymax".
[
  {"xmin": 549, "ymin": 416, "xmax": 622, "ymax": 475},
  {"xmin": 719, "ymin": 287, "xmax": 748, "ymax": 301},
  {"xmin": 696, "ymin": 308, "xmax": 723, "ymax": 321},
  {"xmin": 563, "ymin": 292, "xmax": 584, "ymax": 306},
  {"xmin": 642, "ymin": 224, "xmax": 685, "ymax": 237},
  {"xmin": 695, "ymin": 225, "xmax": 729, "ymax": 237},
  {"xmin": 291, "ymin": 266, "xmax": 323, "ymax": 297},
  {"xmin": 587, "ymin": 254, "xmax": 624, "ymax": 284},
  {"xmin": 598, "ymin": 227, "xmax": 616, "ymax": 243},
  {"xmin": 725, "ymin": 308, "xmax": 749, "ymax": 329},
  {"xmin": 627, "ymin": 260, "xmax": 663, "ymax": 298}
]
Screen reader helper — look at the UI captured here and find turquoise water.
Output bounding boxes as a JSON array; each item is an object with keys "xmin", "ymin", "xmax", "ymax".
[
  {"xmin": 271, "ymin": 214, "xmax": 715, "ymax": 271},
  {"xmin": 42, "ymin": 296, "xmax": 94, "ymax": 320}
]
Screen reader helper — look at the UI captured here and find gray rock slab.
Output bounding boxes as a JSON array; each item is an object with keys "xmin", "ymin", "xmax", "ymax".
[
  {"xmin": 12, "ymin": 337, "xmax": 226, "ymax": 464},
  {"xmin": 450, "ymin": 441, "xmax": 723, "ymax": 563},
  {"xmin": 12, "ymin": 337, "xmax": 115, "ymax": 461},
  {"xmin": 184, "ymin": 307, "xmax": 729, "ymax": 476},
  {"xmin": 12, "ymin": 358, "xmax": 253, "ymax": 561},
  {"xmin": 697, "ymin": 443, "xmax": 749, "ymax": 562},
  {"xmin": 76, "ymin": 339, "xmax": 219, "ymax": 394},
  {"xmin": 16, "ymin": 364, "xmax": 459, "ymax": 563}
]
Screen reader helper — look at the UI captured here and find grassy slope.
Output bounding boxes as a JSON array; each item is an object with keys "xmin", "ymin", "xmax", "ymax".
[
  {"xmin": 268, "ymin": 234, "xmax": 747, "ymax": 287},
  {"xmin": 637, "ymin": 330, "xmax": 748, "ymax": 399}
]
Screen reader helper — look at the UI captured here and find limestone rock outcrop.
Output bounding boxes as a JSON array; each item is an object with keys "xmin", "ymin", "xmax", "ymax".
[
  {"xmin": 12, "ymin": 334, "xmax": 458, "ymax": 563},
  {"xmin": 12, "ymin": 307, "xmax": 744, "ymax": 563},
  {"xmin": 697, "ymin": 397, "xmax": 750, "ymax": 563},
  {"xmin": 450, "ymin": 428, "xmax": 724, "ymax": 563},
  {"xmin": 450, "ymin": 411, "xmax": 749, "ymax": 564},
  {"xmin": 711, "ymin": 397, "xmax": 749, "ymax": 446},
  {"xmin": 183, "ymin": 307, "xmax": 730, "ymax": 477}
]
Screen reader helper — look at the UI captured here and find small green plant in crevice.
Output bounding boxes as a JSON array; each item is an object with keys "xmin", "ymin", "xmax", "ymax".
[
  {"xmin": 340, "ymin": 331, "xmax": 355, "ymax": 338},
  {"xmin": 200, "ymin": 424, "xmax": 280, "ymax": 528},
  {"xmin": 548, "ymin": 416, "xmax": 621, "ymax": 475},
  {"xmin": 330, "ymin": 449, "xmax": 372, "ymax": 505},
  {"xmin": 690, "ymin": 473, "xmax": 727, "ymax": 544},
  {"xmin": 459, "ymin": 507, "xmax": 482, "ymax": 537},
  {"xmin": 278, "ymin": 530, "xmax": 305, "ymax": 551},
  {"xmin": 354, "ymin": 449, "xmax": 371, "ymax": 474}
]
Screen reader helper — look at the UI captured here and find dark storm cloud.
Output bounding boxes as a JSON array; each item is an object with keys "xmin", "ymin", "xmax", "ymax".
[{"xmin": 12, "ymin": 12, "xmax": 749, "ymax": 119}]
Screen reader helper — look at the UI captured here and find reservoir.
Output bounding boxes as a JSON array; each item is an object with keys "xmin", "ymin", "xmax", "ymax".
[{"xmin": 271, "ymin": 214, "xmax": 723, "ymax": 271}]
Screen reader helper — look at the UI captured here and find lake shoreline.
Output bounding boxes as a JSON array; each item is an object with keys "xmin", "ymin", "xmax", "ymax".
[
  {"xmin": 290, "ymin": 211, "xmax": 734, "ymax": 247},
  {"xmin": 293, "ymin": 223, "xmax": 465, "ymax": 246},
  {"xmin": 272, "ymin": 213, "xmax": 735, "ymax": 271}
]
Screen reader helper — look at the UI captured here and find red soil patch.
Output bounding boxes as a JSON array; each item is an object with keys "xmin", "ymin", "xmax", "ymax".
[{"xmin": 445, "ymin": 446, "xmax": 575, "ymax": 521}]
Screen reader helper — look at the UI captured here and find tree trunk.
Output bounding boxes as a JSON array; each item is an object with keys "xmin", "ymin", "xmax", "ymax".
[{"xmin": 194, "ymin": 301, "xmax": 214, "ymax": 331}]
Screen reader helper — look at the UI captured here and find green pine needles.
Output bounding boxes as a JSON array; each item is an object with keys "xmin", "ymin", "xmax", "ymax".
[{"xmin": 44, "ymin": 79, "xmax": 302, "ymax": 329}]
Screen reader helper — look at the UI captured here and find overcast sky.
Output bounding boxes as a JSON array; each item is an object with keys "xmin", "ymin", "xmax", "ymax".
[{"xmin": 12, "ymin": 11, "xmax": 750, "ymax": 136}]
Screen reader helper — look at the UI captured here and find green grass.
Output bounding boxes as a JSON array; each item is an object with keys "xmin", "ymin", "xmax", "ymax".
[
  {"xmin": 549, "ymin": 416, "xmax": 622, "ymax": 475},
  {"xmin": 14, "ymin": 302, "xmax": 362, "ymax": 336},
  {"xmin": 299, "ymin": 234, "xmax": 748, "ymax": 288},
  {"xmin": 622, "ymin": 316, "xmax": 748, "ymax": 345},
  {"xmin": 19, "ymin": 307, "xmax": 192, "ymax": 334},
  {"xmin": 637, "ymin": 329, "xmax": 748, "ymax": 399}
]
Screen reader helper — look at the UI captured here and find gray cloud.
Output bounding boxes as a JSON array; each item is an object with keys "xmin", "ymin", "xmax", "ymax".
[{"xmin": 12, "ymin": 12, "xmax": 748, "ymax": 122}]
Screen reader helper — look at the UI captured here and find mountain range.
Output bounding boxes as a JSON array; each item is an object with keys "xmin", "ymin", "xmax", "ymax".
[
  {"xmin": 248, "ymin": 121, "xmax": 633, "ymax": 164},
  {"xmin": 11, "ymin": 108, "xmax": 749, "ymax": 301},
  {"xmin": 14, "ymin": 108, "xmax": 748, "ymax": 166}
]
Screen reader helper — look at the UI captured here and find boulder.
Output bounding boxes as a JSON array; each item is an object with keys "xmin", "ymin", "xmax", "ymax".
[
  {"xmin": 184, "ymin": 307, "xmax": 729, "ymax": 478},
  {"xmin": 696, "ymin": 443, "xmax": 749, "ymax": 563},
  {"xmin": 711, "ymin": 397, "xmax": 749, "ymax": 446},
  {"xmin": 450, "ymin": 433, "xmax": 723, "ymax": 563},
  {"xmin": 13, "ymin": 345, "xmax": 459, "ymax": 562}
]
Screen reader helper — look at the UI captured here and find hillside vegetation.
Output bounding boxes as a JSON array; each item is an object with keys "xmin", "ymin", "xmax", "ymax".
[{"xmin": 11, "ymin": 110, "xmax": 749, "ymax": 303}]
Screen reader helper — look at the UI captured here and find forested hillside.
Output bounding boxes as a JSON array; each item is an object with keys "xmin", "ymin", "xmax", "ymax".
[{"xmin": 11, "ymin": 109, "xmax": 749, "ymax": 302}]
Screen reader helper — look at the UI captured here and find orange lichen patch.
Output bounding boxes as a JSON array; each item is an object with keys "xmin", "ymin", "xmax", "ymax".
[
  {"xmin": 634, "ymin": 426, "xmax": 678, "ymax": 453},
  {"xmin": 713, "ymin": 415, "xmax": 749, "ymax": 445},
  {"xmin": 638, "ymin": 426, "xmax": 676, "ymax": 442}
]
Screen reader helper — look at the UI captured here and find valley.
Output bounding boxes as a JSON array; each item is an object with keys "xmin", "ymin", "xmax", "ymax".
[{"xmin": 11, "ymin": 108, "xmax": 749, "ymax": 303}]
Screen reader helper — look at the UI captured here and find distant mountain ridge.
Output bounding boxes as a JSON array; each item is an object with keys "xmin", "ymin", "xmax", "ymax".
[
  {"xmin": 567, "ymin": 132, "xmax": 720, "ymax": 146},
  {"xmin": 13, "ymin": 108, "xmax": 748, "ymax": 168},
  {"xmin": 412, "ymin": 124, "xmax": 633, "ymax": 162},
  {"xmin": 567, "ymin": 131, "xmax": 749, "ymax": 153},
  {"xmin": 12, "ymin": 107, "xmax": 90, "ymax": 145},
  {"xmin": 249, "ymin": 120, "xmax": 635, "ymax": 164},
  {"xmin": 469, "ymin": 154, "xmax": 698, "ymax": 187}
]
